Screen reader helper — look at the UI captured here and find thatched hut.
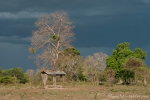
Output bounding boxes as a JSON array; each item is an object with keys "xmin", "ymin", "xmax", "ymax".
[{"xmin": 41, "ymin": 70, "xmax": 66, "ymax": 88}]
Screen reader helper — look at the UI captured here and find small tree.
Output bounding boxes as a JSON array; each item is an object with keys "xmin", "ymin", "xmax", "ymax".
[
  {"xmin": 104, "ymin": 68, "xmax": 116, "ymax": 84},
  {"xmin": 26, "ymin": 69, "xmax": 34, "ymax": 84},
  {"xmin": 123, "ymin": 57, "xmax": 144, "ymax": 84},
  {"xmin": 136, "ymin": 67, "xmax": 150, "ymax": 85}
]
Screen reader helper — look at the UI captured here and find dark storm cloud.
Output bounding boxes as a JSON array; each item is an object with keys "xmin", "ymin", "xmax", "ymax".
[
  {"xmin": 1, "ymin": 0, "xmax": 150, "ymax": 69},
  {"xmin": 0, "ymin": 0, "xmax": 150, "ymax": 47},
  {"xmin": 0, "ymin": 18, "xmax": 36, "ymax": 37},
  {"xmin": 0, "ymin": 36, "xmax": 30, "ymax": 45},
  {"xmin": 0, "ymin": 43, "xmax": 36, "ymax": 70}
]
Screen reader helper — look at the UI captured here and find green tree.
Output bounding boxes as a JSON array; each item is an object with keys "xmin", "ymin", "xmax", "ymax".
[
  {"xmin": 62, "ymin": 47, "xmax": 80, "ymax": 57},
  {"xmin": 106, "ymin": 42, "xmax": 146, "ymax": 84},
  {"xmin": 106, "ymin": 42, "xmax": 146, "ymax": 72},
  {"xmin": 106, "ymin": 42, "xmax": 132, "ymax": 72},
  {"xmin": 77, "ymin": 67, "xmax": 87, "ymax": 81},
  {"xmin": 116, "ymin": 69, "xmax": 134, "ymax": 85},
  {"xmin": 132, "ymin": 48, "xmax": 146, "ymax": 60}
]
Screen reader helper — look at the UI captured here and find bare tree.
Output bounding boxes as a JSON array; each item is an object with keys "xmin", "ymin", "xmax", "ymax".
[
  {"xmin": 104, "ymin": 68, "xmax": 116, "ymax": 84},
  {"xmin": 136, "ymin": 67, "xmax": 150, "ymax": 85},
  {"xmin": 30, "ymin": 11, "xmax": 74, "ymax": 71},
  {"xmin": 58, "ymin": 55, "xmax": 83, "ymax": 81},
  {"xmin": 83, "ymin": 52, "xmax": 108, "ymax": 83},
  {"xmin": 26, "ymin": 69, "xmax": 34, "ymax": 84}
]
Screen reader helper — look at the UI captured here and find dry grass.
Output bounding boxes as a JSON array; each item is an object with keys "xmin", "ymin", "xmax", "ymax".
[{"xmin": 0, "ymin": 83, "xmax": 150, "ymax": 100}]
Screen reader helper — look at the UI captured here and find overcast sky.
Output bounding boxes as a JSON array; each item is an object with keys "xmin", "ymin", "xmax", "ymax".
[{"xmin": 0, "ymin": 0, "xmax": 150, "ymax": 71}]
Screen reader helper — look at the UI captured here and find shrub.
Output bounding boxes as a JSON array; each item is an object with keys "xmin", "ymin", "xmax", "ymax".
[
  {"xmin": 0, "ymin": 67, "xmax": 29, "ymax": 84},
  {"xmin": 0, "ymin": 76, "xmax": 14, "ymax": 84},
  {"xmin": 7, "ymin": 68, "xmax": 29, "ymax": 84},
  {"xmin": 99, "ymin": 72, "xmax": 107, "ymax": 82}
]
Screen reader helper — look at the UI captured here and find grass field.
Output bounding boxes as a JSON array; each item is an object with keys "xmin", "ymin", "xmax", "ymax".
[{"xmin": 0, "ymin": 83, "xmax": 150, "ymax": 100}]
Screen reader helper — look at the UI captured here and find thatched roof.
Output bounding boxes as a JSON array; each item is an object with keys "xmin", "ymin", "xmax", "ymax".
[{"xmin": 41, "ymin": 70, "xmax": 66, "ymax": 76}]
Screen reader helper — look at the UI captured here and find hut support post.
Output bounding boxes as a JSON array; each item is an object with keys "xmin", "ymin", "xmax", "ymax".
[
  {"xmin": 53, "ymin": 75, "xmax": 56, "ymax": 86},
  {"xmin": 41, "ymin": 74, "xmax": 48, "ymax": 87}
]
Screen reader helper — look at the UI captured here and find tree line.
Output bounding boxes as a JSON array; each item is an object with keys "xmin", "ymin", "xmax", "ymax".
[
  {"xmin": 1, "ymin": 10, "xmax": 149, "ymax": 85},
  {"xmin": 28, "ymin": 10, "xmax": 150, "ymax": 86}
]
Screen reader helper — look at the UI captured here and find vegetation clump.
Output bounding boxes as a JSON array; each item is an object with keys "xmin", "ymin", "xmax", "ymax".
[{"xmin": 0, "ymin": 67, "xmax": 28, "ymax": 84}]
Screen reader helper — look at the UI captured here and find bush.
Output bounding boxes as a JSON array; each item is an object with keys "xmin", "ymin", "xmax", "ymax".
[
  {"xmin": 78, "ymin": 67, "xmax": 87, "ymax": 81},
  {"xmin": 99, "ymin": 72, "xmax": 107, "ymax": 82},
  {"xmin": 19, "ymin": 75, "xmax": 29, "ymax": 84},
  {"xmin": 116, "ymin": 69, "xmax": 134, "ymax": 85},
  {"xmin": 7, "ymin": 68, "xmax": 29, "ymax": 84},
  {"xmin": 0, "ymin": 76, "xmax": 14, "ymax": 84},
  {"xmin": 0, "ymin": 67, "xmax": 29, "ymax": 84}
]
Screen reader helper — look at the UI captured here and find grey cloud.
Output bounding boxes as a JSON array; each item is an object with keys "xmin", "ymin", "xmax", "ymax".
[
  {"xmin": 0, "ymin": 0, "xmax": 150, "ymax": 48},
  {"xmin": 0, "ymin": 0, "xmax": 141, "ymax": 14},
  {"xmin": 0, "ymin": 36, "xmax": 30, "ymax": 45},
  {"xmin": 0, "ymin": 0, "xmax": 150, "ymax": 68},
  {"xmin": 139, "ymin": 0, "xmax": 150, "ymax": 3},
  {"xmin": 0, "ymin": 11, "xmax": 47, "ymax": 19}
]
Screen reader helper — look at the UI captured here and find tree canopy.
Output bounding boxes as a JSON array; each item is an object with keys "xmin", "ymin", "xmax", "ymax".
[{"xmin": 106, "ymin": 42, "xmax": 146, "ymax": 72}]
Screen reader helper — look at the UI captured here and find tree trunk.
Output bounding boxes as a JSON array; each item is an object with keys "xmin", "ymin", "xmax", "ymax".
[
  {"xmin": 134, "ymin": 71, "xmax": 137, "ymax": 84},
  {"xmin": 124, "ymin": 78, "xmax": 127, "ymax": 85}
]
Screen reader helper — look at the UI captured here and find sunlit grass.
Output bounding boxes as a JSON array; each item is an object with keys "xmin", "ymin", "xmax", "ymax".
[{"xmin": 0, "ymin": 83, "xmax": 150, "ymax": 100}]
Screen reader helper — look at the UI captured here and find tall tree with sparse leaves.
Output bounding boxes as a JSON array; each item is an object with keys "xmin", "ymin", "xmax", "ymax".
[{"xmin": 29, "ymin": 11, "xmax": 74, "ymax": 71}]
